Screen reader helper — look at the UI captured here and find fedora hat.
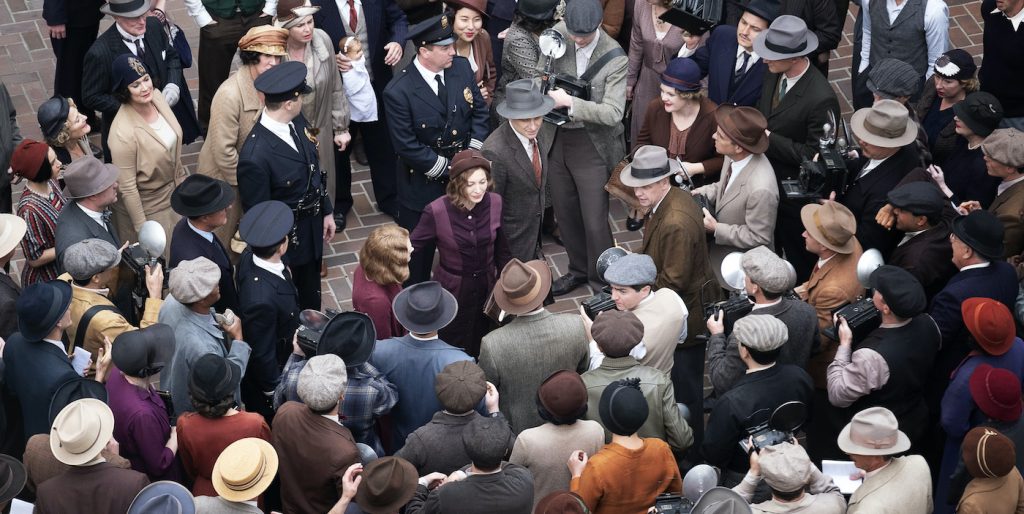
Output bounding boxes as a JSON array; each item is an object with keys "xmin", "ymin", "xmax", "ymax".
[
  {"xmin": 50, "ymin": 399, "xmax": 115, "ymax": 466},
  {"xmin": 275, "ymin": 0, "xmax": 321, "ymax": 28},
  {"xmin": 715, "ymin": 105, "xmax": 769, "ymax": 154},
  {"xmin": 317, "ymin": 311, "xmax": 378, "ymax": 367},
  {"xmin": 0, "ymin": 454, "xmax": 26, "ymax": 505},
  {"xmin": 447, "ymin": 0, "xmax": 488, "ymax": 17},
  {"xmin": 171, "ymin": 175, "xmax": 235, "ymax": 217},
  {"xmin": 619, "ymin": 145, "xmax": 683, "ymax": 187},
  {"xmin": 128, "ymin": 481, "xmax": 196, "ymax": 514},
  {"xmin": 17, "ymin": 280, "xmax": 72, "ymax": 341},
  {"xmin": 392, "ymin": 281, "xmax": 459, "ymax": 333},
  {"xmin": 496, "ymin": 79, "xmax": 554, "ymax": 120},
  {"xmin": 62, "ymin": 156, "xmax": 119, "ymax": 199},
  {"xmin": 850, "ymin": 99, "xmax": 918, "ymax": 147},
  {"xmin": 492, "ymin": 259, "xmax": 552, "ymax": 315},
  {"xmin": 800, "ymin": 201, "xmax": 857, "ymax": 254},
  {"xmin": 212, "ymin": 438, "xmax": 279, "ymax": 502},
  {"xmin": 837, "ymin": 406, "xmax": 911, "ymax": 456},
  {"xmin": 355, "ymin": 457, "xmax": 419, "ymax": 513},
  {"xmin": 100, "ymin": 0, "xmax": 153, "ymax": 18},
  {"xmin": 752, "ymin": 15, "xmax": 817, "ymax": 60},
  {"xmin": 0, "ymin": 214, "xmax": 26, "ymax": 258}
]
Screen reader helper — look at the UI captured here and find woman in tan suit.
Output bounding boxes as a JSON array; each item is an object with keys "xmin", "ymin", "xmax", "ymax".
[
  {"xmin": 108, "ymin": 54, "xmax": 187, "ymax": 256},
  {"xmin": 448, "ymin": 0, "xmax": 497, "ymax": 105}
]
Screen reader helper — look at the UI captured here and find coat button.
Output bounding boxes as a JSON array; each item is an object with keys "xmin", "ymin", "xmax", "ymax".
[
  {"xmin": 422, "ymin": 123, "xmax": 426, "ymax": 128},
  {"xmin": 452, "ymin": 130, "xmax": 458, "ymax": 135},
  {"xmin": 254, "ymin": 277, "xmax": 259, "ymax": 281}
]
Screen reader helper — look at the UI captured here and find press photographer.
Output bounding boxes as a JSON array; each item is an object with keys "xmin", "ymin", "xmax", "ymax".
[{"xmin": 731, "ymin": 441, "xmax": 846, "ymax": 513}]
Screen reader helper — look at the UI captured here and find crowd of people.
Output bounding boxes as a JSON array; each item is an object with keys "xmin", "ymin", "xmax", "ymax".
[{"xmin": 1, "ymin": 0, "xmax": 1024, "ymax": 510}]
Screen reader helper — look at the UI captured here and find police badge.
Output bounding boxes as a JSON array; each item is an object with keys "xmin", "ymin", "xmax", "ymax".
[
  {"xmin": 440, "ymin": 15, "xmax": 448, "ymax": 29},
  {"xmin": 305, "ymin": 127, "xmax": 320, "ymax": 149},
  {"xmin": 464, "ymin": 87, "xmax": 473, "ymax": 106}
]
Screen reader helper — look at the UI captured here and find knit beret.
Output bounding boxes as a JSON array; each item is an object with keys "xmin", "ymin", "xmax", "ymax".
[
  {"xmin": 963, "ymin": 427, "xmax": 1016, "ymax": 479},
  {"xmin": 733, "ymin": 315, "xmax": 788, "ymax": 352},
  {"xmin": 591, "ymin": 310, "xmax": 644, "ymax": 358},
  {"xmin": 598, "ymin": 378, "xmax": 649, "ymax": 436},
  {"xmin": 461, "ymin": 415, "xmax": 513, "ymax": 470},
  {"xmin": 981, "ymin": 128, "xmax": 1024, "ymax": 168},
  {"xmin": 564, "ymin": 0, "xmax": 603, "ymax": 35},
  {"xmin": 63, "ymin": 238, "xmax": 122, "ymax": 281},
  {"xmin": 603, "ymin": 253, "xmax": 657, "ymax": 287},
  {"xmin": 168, "ymin": 257, "xmax": 221, "ymax": 304},
  {"xmin": 434, "ymin": 360, "xmax": 487, "ymax": 413},
  {"xmin": 741, "ymin": 246, "xmax": 796, "ymax": 294},
  {"xmin": 758, "ymin": 442, "xmax": 812, "ymax": 493},
  {"xmin": 297, "ymin": 354, "xmax": 348, "ymax": 412}
]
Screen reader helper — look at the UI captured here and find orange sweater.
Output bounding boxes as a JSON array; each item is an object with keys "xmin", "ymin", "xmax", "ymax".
[{"xmin": 570, "ymin": 438, "xmax": 683, "ymax": 514}]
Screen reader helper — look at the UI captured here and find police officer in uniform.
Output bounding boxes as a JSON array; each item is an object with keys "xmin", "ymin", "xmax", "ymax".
[
  {"xmin": 235, "ymin": 200, "xmax": 301, "ymax": 423},
  {"xmin": 383, "ymin": 14, "xmax": 490, "ymax": 283},
  {"xmin": 238, "ymin": 60, "xmax": 336, "ymax": 311}
]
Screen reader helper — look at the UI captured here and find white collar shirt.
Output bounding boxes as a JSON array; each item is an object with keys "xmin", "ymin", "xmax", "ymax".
[
  {"xmin": 259, "ymin": 110, "xmax": 298, "ymax": 152},
  {"xmin": 992, "ymin": 5, "xmax": 1024, "ymax": 30},
  {"xmin": 253, "ymin": 255, "xmax": 286, "ymax": 280},
  {"xmin": 997, "ymin": 174, "xmax": 1024, "ymax": 196},
  {"xmin": 725, "ymin": 154, "xmax": 754, "ymax": 193},
  {"xmin": 187, "ymin": 219, "xmax": 215, "ymax": 243},
  {"xmin": 414, "ymin": 57, "xmax": 443, "ymax": 96}
]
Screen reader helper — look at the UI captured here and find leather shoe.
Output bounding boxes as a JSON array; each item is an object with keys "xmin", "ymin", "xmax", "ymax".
[
  {"xmin": 333, "ymin": 213, "xmax": 347, "ymax": 233},
  {"xmin": 551, "ymin": 273, "xmax": 587, "ymax": 296},
  {"xmin": 626, "ymin": 216, "xmax": 644, "ymax": 231}
]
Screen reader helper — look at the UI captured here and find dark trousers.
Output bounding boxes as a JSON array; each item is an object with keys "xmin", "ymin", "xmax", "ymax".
[
  {"xmin": 0, "ymin": 174, "xmax": 11, "ymax": 214},
  {"xmin": 399, "ymin": 205, "xmax": 435, "ymax": 285},
  {"xmin": 291, "ymin": 260, "xmax": 322, "ymax": 311},
  {"xmin": 52, "ymin": 23, "xmax": 100, "ymax": 118},
  {"xmin": 197, "ymin": 12, "xmax": 269, "ymax": 130},
  {"xmin": 549, "ymin": 128, "xmax": 614, "ymax": 289},
  {"xmin": 335, "ymin": 84, "xmax": 399, "ymax": 218},
  {"xmin": 673, "ymin": 343, "xmax": 707, "ymax": 448}
]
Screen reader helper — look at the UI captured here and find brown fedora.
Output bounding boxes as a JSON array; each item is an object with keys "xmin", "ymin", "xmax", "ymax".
[
  {"xmin": 354, "ymin": 457, "xmax": 419, "ymax": 514},
  {"xmin": 714, "ymin": 105, "xmax": 769, "ymax": 154},
  {"xmin": 492, "ymin": 259, "xmax": 552, "ymax": 315},
  {"xmin": 800, "ymin": 201, "xmax": 857, "ymax": 254}
]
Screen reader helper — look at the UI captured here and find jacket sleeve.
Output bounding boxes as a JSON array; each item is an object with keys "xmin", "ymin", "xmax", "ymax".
[
  {"xmin": 940, "ymin": 374, "xmax": 976, "ymax": 439},
  {"xmin": 661, "ymin": 378, "xmax": 694, "ymax": 452},
  {"xmin": 384, "ymin": 0, "xmax": 409, "ymax": 45},
  {"xmin": 226, "ymin": 339, "xmax": 253, "ymax": 377},
  {"xmin": 700, "ymin": 395, "xmax": 740, "ymax": 468},
  {"xmin": 468, "ymin": 70, "xmax": 490, "ymax": 147},
  {"xmin": 1, "ymin": 85, "xmax": 21, "ymax": 150},
  {"xmin": 42, "ymin": 0, "xmax": 67, "ymax": 25},
  {"xmin": 482, "ymin": 142, "xmax": 509, "ymax": 198},
  {"xmin": 713, "ymin": 187, "xmax": 779, "ymax": 249},
  {"xmin": 126, "ymin": 408, "xmax": 178, "ymax": 478},
  {"xmin": 810, "ymin": 0, "xmax": 841, "ymax": 52},
  {"xmin": 626, "ymin": 1, "xmax": 643, "ymax": 92},
  {"xmin": 202, "ymin": 86, "xmax": 243, "ymax": 182},
  {"xmin": 706, "ymin": 333, "xmax": 746, "ymax": 396},
  {"xmin": 156, "ymin": 19, "xmax": 185, "ymax": 90},
  {"xmin": 570, "ymin": 463, "xmax": 605, "ymax": 511},
  {"xmin": 600, "ymin": 0, "xmax": 625, "ymax": 38},
  {"xmin": 826, "ymin": 346, "xmax": 890, "ymax": 408},
  {"xmin": 405, "ymin": 484, "xmax": 443, "ymax": 513},
  {"xmin": 273, "ymin": 354, "xmax": 306, "ymax": 410},
  {"xmin": 633, "ymin": 100, "xmax": 658, "ymax": 149},
  {"xmin": 109, "ymin": 124, "xmax": 149, "ymax": 232},
  {"xmin": 570, "ymin": 55, "xmax": 628, "ymax": 127},
  {"xmin": 929, "ymin": 288, "xmax": 962, "ymax": 348},
  {"xmin": 383, "ymin": 83, "xmax": 447, "ymax": 174},
  {"xmin": 478, "ymin": 338, "xmax": 501, "ymax": 388},
  {"xmin": 324, "ymin": 32, "xmax": 350, "ymax": 133},
  {"xmin": 83, "ymin": 45, "xmax": 122, "ymax": 117},
  {"xmin": 764, "ymin": 93, "xmax": 839, "ymax": 169}
]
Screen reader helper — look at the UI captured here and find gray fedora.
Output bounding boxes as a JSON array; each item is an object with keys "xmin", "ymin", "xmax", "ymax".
[
  {"xmin": 752, "ymin": 15, "xmax": 818, "ymax": 60},
  {"xmin": 62, "ymin": 156, "xmax": 119, "ymax": 199},
  {"xmin": 392, "ymin": 281, "xmax": 459, "ymax": 333},
  {"xmin": 619, "ymin": 145, "xmax": 682, "ymax": 187},
  {"xmin": 496, "ymin": 79, "xmax": 555, "ymax": 120},
  {"xmin": 100, "ymin": 0, "xmax": 153, "ymax": 18}
]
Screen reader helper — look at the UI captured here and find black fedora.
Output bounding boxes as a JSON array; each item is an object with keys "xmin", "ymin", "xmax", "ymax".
[
  {"xmin": 16, "ymin": 280, "xmax": 72, "ymax": 341},
  {"xmin": 171, "ymin": 175, "xmax": 236, "ymax": 217},
  {"xmin": 953, "ymin": 210, "xmax": 1005, "ymax": 260},
  {"xmin": 112, "ymin": 324, "xmax": 175, "ymax": 378},
  {"xmin": 736, "ymin": 0, "xmax": 780, "ymax": 23},
  {"xmin": 0, "ymin": 454, "xmax": 26, "ymax": 505},
  {"xmin": 48, "ymin": 377, "xmax": 109, "ymax": 427},
  {"xmin": 318, "ymin": 312, "xmax": 378, "ymax": 367},
  {"xmin": 392, "ymin": 282, "xmax": 458, "ymax": 334}
]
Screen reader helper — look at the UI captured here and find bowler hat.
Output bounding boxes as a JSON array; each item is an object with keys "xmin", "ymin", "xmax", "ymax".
[
  {"xmin": 435, "ymin": 360, "xmax": 487, "ymax": 413},
  {"xmin": 800, "ymin": 201, "xmax": 858, "ymax": 254},
  {"xmin": 447, "ymin": 0, "xmax": 488, "ymax": 17},
  {"xmin": 969, "ymin": 364, "xmax": 1022, "ymax": 422},
  {"xmin": 537, "ymin": 370, "xmax": 588, "ymax": 420},
  {"xmin": 50, "ymin": 399, "xmax": 115, "ymax": 466},
  {"xmin": 714, "ymin": 105, "xmax": 769, "ymax": 154},
  {"xmin": 354, "ymin": 457, "xmax": 419, "ymax": 514},
  {"xmin": 886, "ymin": 181, "xmax": 945, "ymax": 219},
  {"xmin": 239, "ymin": 200, "xmax": 294, "ymax": 248},
  {"xmin": 462, "ymin": 414, "xmax": 513, "ymax": 469},
  {"xmin": 952, "ymin": 209, "xmax": 1004, "ymax": 261},
  {"xmin": 188, "ymin": 354, "xmax": 242, "ymax": 404},
  {"xmin": 869, "ymin": 265, "xmax": 926, "ymax": 319},
  {"xmin": 100, "ymin": 0, "xmax": 153, "ymax": 18},
  {"xmin": 954, "ymin": 92, "xmax": 1004, "ymax": 138},
  {"xmin": 619, "ymin": 145, "xmax": 683, "ymax": 187},
  {"xmin": 10, "ymin": 139, "xmax": 51, "ymax": 182},
  {"xmin": 934, "ymin": 49, "xmax": 977, "ymax": 81},
  {"xmin": 62, "ymin": 156, "xmax": 119, "ymax": 199},
  {"xmin": 836, "ymin": 406, "xmax": 911, "ymax": 456},
  {"xmin": 317, "ymin": 311, "xmax": 378, "ymax": 367},
  {"xmin": 599, "ymin": 378, "xmax": 648, "ymax": 436},
  {"xmin": 37, "ymin": 96, "xmax": 71, "ymax": 141},
  {"xmin": 172, "ymin": 175, "xmax": 235, "ymax": 217},
  {"xmin": 449, "ymin": 149, "xmax": 491, "ymax": 181},
  {"xmin": 867, "ymin": 59, "xmax": 921, "ymax": 100},
  {"xmin": 962, "ymin": 297, "xmax": 1017, "ymax": 356},
  {"xmin": 112, "ymin": 324, "xmax": 175, "ymax": 378},
  {"xmin": 738, "ymin": 0, "xmax": 780, "ymax": 22},
  {"xmin": 850, "ymin": 99, "xmax": 918, "ymax": 148},
  {"xmin": 565, "ymin": 0, "xmax": 603, "ymax": 35},
  {"xmin": 963, "ymin": 427, "xmax": 1016, "ymax": 479},
  {"xmin": 660, "ymin": 58, "xmax": 703, "ymax": 93},
  {"xmin": 535, "ymin": 491, "xmax": 590, "ymax": 514},
  {"xmin": 516, "ymin": 0, "xmax": 559, "ymax": 20},
  {"xmin": 212, "ymin": 438, "xmax": 279, "ymax": 502},
  {"xmin": 48, "ymin": 377, "xmax": 108, "ymax": 428},
  {"xmin": 392, "ymin": 281, "xmax": 459, "ymax": 333},
  {"xmin": 128, "ymin": 481, "xmax": 196, "ymax": 514},
  {"xmin": 16, "ymin": 280, "xmax": 72, "ymax": 341},
  {"xmin": 492, "ymin": 258, "xmax": 552, "ymax": 315},
  {"xmin": 0, "ymin": 214, "xmax": 27, "ymax": 258},
  {"xmin": 0, "ymin": 454, "xmax": 26, "ymax": 506},
  {"xmin": 496, "ymin": 79, "xmax": 554, "ymax": 120},
  {"xmin": 752, "ymin": 15, "xmax": 817, "ymax": 60}
]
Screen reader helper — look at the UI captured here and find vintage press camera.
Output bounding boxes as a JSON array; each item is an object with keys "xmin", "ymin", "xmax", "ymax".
[
  {"xmin": 581, "ymin": 247, "xmax": 629, "ymax": 320},
  {"xmin": 670, "ymin": 157, "xmax": 711, "ymax": 212},
  {"xmin": 295, "ymin": 309, "xmax": 342, "ymax": 356},
  {"xmin": 652, "ymin": 493, "xmax": 694, "ymax": 514},
  {"xmin": 739, "ymin": 401, "xmax": 807, "ymax": 454},
  {"xmin": 537, "ymin": 29, "xmax": 591, "ymax": 126},
  {"xmin": 659, "ymin": 0, "xmax": 723, "ymax": 35},
  {"xmin": 122, "ymin": 221, "xmax": 168, "ymax": 317},
  {"xmin": 782, "ymin": 112, "xmax": 858, "ymax": 202},
  {"xmin": 823, "ymin": 249, "xmax": 885, "ymax": 341}
]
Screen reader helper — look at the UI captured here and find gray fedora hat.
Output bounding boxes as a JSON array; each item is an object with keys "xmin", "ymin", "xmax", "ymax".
[
  {"xmin": 62, "ymin": 156, "xmax": 119, "ymax": 199},
  {"xmin": 619, "ymin": 145, "xmax": 682, "ymax": 187},
  {"xmin": 100, "ymin": 0, "xmax": 153, "ymax": 18},
  {"xmin": 496, "ymin": 79, "xmax": 555, "ymax": 120},
  {"xmin": 392, "ymin": 281, "xmax": 459, "ymax": 333},
  {"xmin": 752, "ymin": 15, "xmax": 818, "ymax": 60}
]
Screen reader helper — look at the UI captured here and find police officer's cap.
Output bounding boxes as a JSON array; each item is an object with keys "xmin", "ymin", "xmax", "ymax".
[
  {"xmin": 240, "ymin": 200, "xmax": 295, "ymax": 248},
  {"xmin": 254, "ymin": 61, "xmax": 313, "ymax": 103},
  {"xmin": 408, "ymin": 14, "xmax": 455, "ymax": 48}
]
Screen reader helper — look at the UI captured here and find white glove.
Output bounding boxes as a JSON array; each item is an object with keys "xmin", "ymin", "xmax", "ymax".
[{"xmin": 162, "ymin": 83, "xmax": 180, "ymax": 107}]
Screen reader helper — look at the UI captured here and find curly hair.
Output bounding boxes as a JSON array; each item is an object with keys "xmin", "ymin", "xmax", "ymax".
[
  {"xmin": 359, "ymin": 224, "xmax": 411, "ymax": 285},
  {"xmin": 446, "ymin": 166, "xmax": 493, "ymax": 211},
  {"xmin": 45, "ymin": 98, "xmax": 76, "ymax": 147},
  {"xmin": 239, "ymin": 49, "xmax": 264, "ymax": 66},
  {"xmin": 189, "ymin": 392, "xmax": 235, "ymax": 419}
]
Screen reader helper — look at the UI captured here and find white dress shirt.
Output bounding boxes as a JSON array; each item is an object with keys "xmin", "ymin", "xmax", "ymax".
[
  {"xmin": 253, "ymin": 255, "xmax": 286, "ymax": 280},
  {"xmin": 724, "ymin": 154, "xmax": 753, "ymax": 193},
  {"xmin": 859, "ymin": 0, "xmax": 950, "ymax": 77},
  {"xmin": 414, "ymin": 57, "xmax": 444, "ymax": 96},
  {"xmin": 187, "ymin": 219, "xmax": 215, "ymax": 243},
  {"xmin": 184, "ymin": 0, "xmax": 278, "ymax": 28},
  {"xmin": 992, "ymin": 4, "xmax": 1024, "ymax": 31},
  {"xmin": 78, "ymin": 203, "xmax": 107, "ymax": 228},
  {"xmin": 997, "ymin": 174, "xmax": 1024, "ymax": 196},
  {"xmin": 116, "ymin": 23, "xmax": 145, "ymax": 56},
  {"xmin": 259, "ymin": 110, "xmax": 298, "ymax": 152},
  {"xmin": 574, "ymin": 32, "xmax": 600, "ymax": 75}
]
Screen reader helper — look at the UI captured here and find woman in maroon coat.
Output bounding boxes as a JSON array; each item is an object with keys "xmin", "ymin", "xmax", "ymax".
[
  {"xmin": 352, "ymin": 224, "xmax": 411, "ymax": 339},
  {"xmin": 410, "ymin": 149, "xmax": 511, "ymax": 357}
]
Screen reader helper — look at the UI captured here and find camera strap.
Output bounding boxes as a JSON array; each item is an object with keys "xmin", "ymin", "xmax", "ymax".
[
  {"xmin": 579, "ymin": 46, "xmax": 626, "ymax": 83},
  {"xmin": 74, "ymin": 305, "xmax": 118, "ymax": 355}
]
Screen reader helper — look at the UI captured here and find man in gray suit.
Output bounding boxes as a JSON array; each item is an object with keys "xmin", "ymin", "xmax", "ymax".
[
  {"xmin": 545, "ymin": 0, "xmax": 628, "ymax": 295},
  {"xmin": 483, "ymin": 79, "xmax": 555, "ymax": 263},
  {"xmin": 55, "ymin": 156, "xmax": 122, "ymax": 270},
  {"xmin": 479, "ymin": 259, "xmax": 589, "ymax": 434}
]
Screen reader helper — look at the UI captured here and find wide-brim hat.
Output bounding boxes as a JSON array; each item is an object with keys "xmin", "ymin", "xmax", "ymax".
[
  {"xmin": 128, "ymin": 481, "xmax": 196, "ymax": 514},
  {"xmin": 171, "ymin": 175, "xmax": 235, "ymax": 217},
  {"xmin": 715, "ymin": 105, "xmax": 769, "ymax": 154},
  {"xmin": 492, "ymin": 259, "xmax": 552, "ymax": 315},
  {"xmin": 0, "ymin": 454, "xmax": 27, "ymax": 505},
  {"xmin": 837, "ymin": 406, "xmax": 911, "ymax": 456},
  {"xmin": 17, "ymin": 280, "xmax": 73, "ymax": 342},
  {"xmin": 969, "ymin": 364, "xmax": 1023, "ymax": 422},
  {"xmin": 850, "ymin": 99, "xmax": 918, "ymax": 147},
  {"xmin": 212, "ymin": 438, "xmax": 279, "ymax": 502},
  {"xmin": 752, "ymin": 15, "xmax": 818, "ymax": 60},
  {"xmin": 48, "ymin": 377, "xmax": 109, "ymax": 427},
  {"xmin": 62, "ymin": 156, "xmax": 120, "ymax": 199},
  {"xmin": 952, "ymin": 209, "xmax": 1005, "ymax": 261},
  {"xmin": 317, "ymin": 311, "xmax": 378, "ymax": 367},
  {"xmin": 100, "ymin": 0, "xmax": 153, "ymax": 18},
  {"xmin": 0, "ymin": 214, "xmax": 27, "ymax": 258},
  {"xmin": 50, "ymin": 398, "xmax": 115, "ymax": 466},
  {"xmin": 496, "ymin": 79, "xmax": 554, "ymax": 120},
  {"xmin": 355, "ymin": 457, "xmax": 419, "ymax": 513},
  {"xmin": 392, "ymin": 281, "xmax": 459, "ymax": 333},
  {"xmin": 112, "ymin": 324, "xmax": 176, "ymax": 378},
  {"xmin": 447, "ymin": 0, "xmax": 488, "ymax": 17},
  {"xmin": 800, "ymin": 202, "xmax": 857, "ymax": 254},
  {"xmin": 620, "ymin": 145, "xmax": 683, "ymax": 187},
  {"xmin": 962, "ymin": 297, "xmax": 1016, "ymax": 356}
]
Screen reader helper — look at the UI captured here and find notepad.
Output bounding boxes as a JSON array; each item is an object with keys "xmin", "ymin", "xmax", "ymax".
[{"xmin": 822, "ymin": 460, "xmax": 863, "ymax": 495}]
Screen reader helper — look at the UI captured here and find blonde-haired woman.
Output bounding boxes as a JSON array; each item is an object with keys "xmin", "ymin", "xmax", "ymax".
[
  {"xmin": 915, "ymin": 49, "xmax": 980, "ymax": 164},
  {"xmin": 353, "ymin": 224, "xmax": 412, "ymax": 339}
]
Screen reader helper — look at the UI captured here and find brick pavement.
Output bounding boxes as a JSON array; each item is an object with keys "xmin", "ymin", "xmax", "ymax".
[{"xmin": 1, "ymin": 0, "xmax": 987, "ymax": 313}]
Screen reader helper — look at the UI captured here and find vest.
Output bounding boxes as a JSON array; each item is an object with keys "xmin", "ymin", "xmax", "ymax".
[
  {"xmin": 202, "ymin": 0, "xmax": 265, "ymax": 19},
  {"xmin": 633, "ymin": 288, "xmax": 686, "ymax": 375},
  {"xmin": 868, "ymin": 0, "xmax": 929, "ymax": 77}
]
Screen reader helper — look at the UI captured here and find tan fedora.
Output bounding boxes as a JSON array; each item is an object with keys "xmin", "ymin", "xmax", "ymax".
[
  {"xmin": 800, "ymin": 201, "xmax": 857, "ymax": 254},
  {"xmin": 49, "ymin": 399, "xmax": 115, "ymax": 466},
  {"xmin": 619, "ymin": 145, "xmax": 683, "ymax": 187},
  {"xmin": 715, "ymin": 105, "xmax": 769, "ymax": 154},
  {"xmin": 837, "ymin": 406, "xmax": 911, "ymax": 456},
  {"xmin": 212, "ymin": 438, "xmax": 279, "ymax": 502},
  {"xmin": 0, "ymin": 214, "xmax": 27, "ymax": 258},
  {"xmin": 492, "ymin": 259, "xmax": 552, "ymax": 315},
  {"xmin": 850, "ymin": 99, "xmax": 918, "ymax": 148}
]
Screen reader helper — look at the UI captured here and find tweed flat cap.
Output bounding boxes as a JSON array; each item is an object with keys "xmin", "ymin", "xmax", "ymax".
[
  {"xmin": 867, "ymin": 59, "xmax": 921, "ymax": 99},
  {"xmin": 564, "ymin": 0, "xmax": 603, "ymax": 35},
  {"xmin": 741, "ymin": 246, "xmax": 795, "ymax": 294},
  {"xmin": 297, "ymin": 354, "xmax": 348, "ymax": 411},
  {"xmin": 168, "ymin": 257, "xmax": 221, "ymax": 304},
  {"xmin": 591, "ymin": 310, "xmax": 644, "ymax": 357},
  {"xmin": 603, "ymin": 253, "xmax": 657, "ymax": 287},
  {"xmin": 63, "ymin": 238, "xmax": 121, "ymax": 281},
  {"xmin": 758, "ymin": 442, "xmax": 812, "ymax": 493},
  {"xmin": 733, "ymin": 314, "xmax": 788, "ymax": 352},
  {"xmin": 981, "ymin": 128, "xmax": 1024, "ymax": 168},
  {"xmin": 435, "ymin": 361, "xmax": 487, "ymax": 413},
  {"xmin": 462, "ymin": 415, "xmax": 513, "ymax": 470}
]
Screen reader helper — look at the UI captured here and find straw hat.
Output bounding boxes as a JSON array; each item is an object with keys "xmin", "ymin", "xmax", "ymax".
[{"xmin": 211, "ymin": 438, "xmax": 279, "ymax": 502}]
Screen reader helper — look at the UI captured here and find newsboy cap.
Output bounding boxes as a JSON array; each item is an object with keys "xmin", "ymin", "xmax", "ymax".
[
  {"xmin": 462, "ymin": 415, "xmax": 513, "ymax": 470},
  {"xmin": 298, "ymin": 354, "xmax": 348, "ymax": 411},
  {"xmin": 565, "ymin": 0, "xmax": 603, "ymax": 35},
  {"xmin": 169, "ymin": 257, "xmax": 221, "ymax": 304},
  {"xmin": 869, "ymin": 265, "xmax": 926, "ymax": 318},
  {"xmin": 887, "ymin": 181, "xmax": 946, "ymax": 220},
  {"xmin": 981, "ymin": 128, "xmax": 1024, "ymax": 168},
  {"xmin": 733, "ymin": 314, "xmax": 788, "ymax": 352},
  {"xmin": 758, "ymin": 442, "xmax": 812, "ymax": 493},
  {"xmin": 603, "ymin": 253, "xmax": 657, "ymax": 287},
  {"xmin": 741, "ymin": 246, "xmax": 796, "ymax": 294},
  {"xmin": 63, "ymin": 238, "xmax": 121, "ymax": 281},
  {"xmin": 591, "ymin": 310, "xmax": 644, "ymax": 357},
  {"xmin": 434, "ymin": 361, "xmax": 487, "ymax": 413},
  {"xmin": 867, "ymin": 58, "xmax": 921, "ymax": 99}
]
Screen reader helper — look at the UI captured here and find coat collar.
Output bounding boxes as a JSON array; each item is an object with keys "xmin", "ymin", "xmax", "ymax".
[
  {"xmin": 849, "ymin": 456, "xmax": 908, "ymax": 506},
  {"xmin": 806, "ymin": 247, "xmax": 859, "ymax": 291},
  {"xmin": 990, "ymin": 178, "xmax": 1024, "ymax": 212},
  {"xmin": 115, "ymin": 92, "xmax": 182, "ymax": 160},
  {"xmin": 234, "ymin": 68, "xmax": 263, "ymax": 114},
  {"xmin": 765, "ymin": 66, "xmax": 821, "ymax": 119},
  {"xmin": 500, "ymin": 123, "xmax": 545, "ymax": 191},
  {"xmin": 716, "ymin": 153, "xmax": 766, "ymax": 210}
]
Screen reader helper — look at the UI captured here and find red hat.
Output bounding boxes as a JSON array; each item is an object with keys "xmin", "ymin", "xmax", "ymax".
[
  {"xmin": 962, "ymin": 297, "xmax": 1016, "ymax": 356},
  {"xmin": 10, "ymin": 140, "xmax": 50, "ymax": 182},
  {"xmin": 969, "ymin": 364, "xmax": 1022, "ymax": 422}
]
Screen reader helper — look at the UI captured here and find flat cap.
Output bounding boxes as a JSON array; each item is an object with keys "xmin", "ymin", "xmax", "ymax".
[
  {"xmin": 462, "ymin": 415, "xmax": 513, "ymax": 470},
  {"xmin": 253, "ymin": 61, "xmax": 312, "ymax": 103},
  {"xmin": 741, "ymin": 246, "xmax": 796, "ymax": 294},
  {"xmin": 733, "ymin": 314, "xmax": 788, "ymax": 352},
  {"xmin": 886, "ymin": 181, "xmax": 946, "ymax": 219},
  {"xmin": 297, "ymin": 354, "xmax": 348, "ymax": 412},
  {"xmin": 565, "ymin": 0, "xmax": 603, "ymax": 35},
  {"xmin": 869, "ymin": 266, "xmax": 926, "ymax": 318},
  {"xmin": 981, "ymin": 128, "xmax": 1024, "ymax": 168},
  {"xmin": 169, "ymin": 257, "xmax": 221, "ymax": 304},
  {"xmin": 240, "ymin": 200, "xmax": 294, "ymax": 248},
  {"xmin": 603, "ymin": 253, "xmax": 657, "ymax": 287},
  {"xmin": 954, "ymin": 92, "xmax": 1004, "ymax": 138},
  {"xmin": 591, "ymin": 310, "xmax": 644, "ymax": 357},
  {"xmin": 758, "ymin": 442, "xmax": 812, "ymax": 493},
  {"xmin": 867, "ymin": 59, "xmax": 921, "ymax": 99},
  {"xmin": 63, "ymin": 238, "xmax": 121, "ymax": 281},
  {"xmin": 434, "ymin": 360, "xmax": 486, "ymax": 413}
]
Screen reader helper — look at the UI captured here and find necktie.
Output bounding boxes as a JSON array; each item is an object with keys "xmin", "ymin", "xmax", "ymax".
[
  {"xmin": 348, "ymin": 0, "xmax": 358, "ymax": 32},
  {"xmin": 734, "ymin": 51, "xmax": 751, "ymax": 82},
  {"xmin": 125, "ymin": 37, "xmax": 144, "ymax": 58},
  {"xmin": 288, "ymin": 122, "xmax": 303, "ymax": 154},
  {"xmin": 778, "ymin": 77, "xmax": 789, "ymax": 102},
  {"xmin": 531, "ymin": 139, "xmax": 542, "ymax": 186},
  {"xmin": 435, "ymin": 74, "xmax": 446, "ymax": 105},
  {"xmin": 101, "ymin": 210, "xmax": 113, "ymax": 233}
]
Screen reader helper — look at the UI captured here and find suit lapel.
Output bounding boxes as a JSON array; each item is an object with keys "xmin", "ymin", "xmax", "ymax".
[
  {"xmin": 504, "ymin": 125, "xmax": 542, "ymax": 191},
  {"xmin": 717, "ymin": 157, "xmax": 759, "ymax": 210},
  {"xmin": 767, "ymin": 70, "xmax": 814, "ymax": 119},
  {"xmin": 253, "ymin": 118, "xmax": 306, "ymax": 163}
]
